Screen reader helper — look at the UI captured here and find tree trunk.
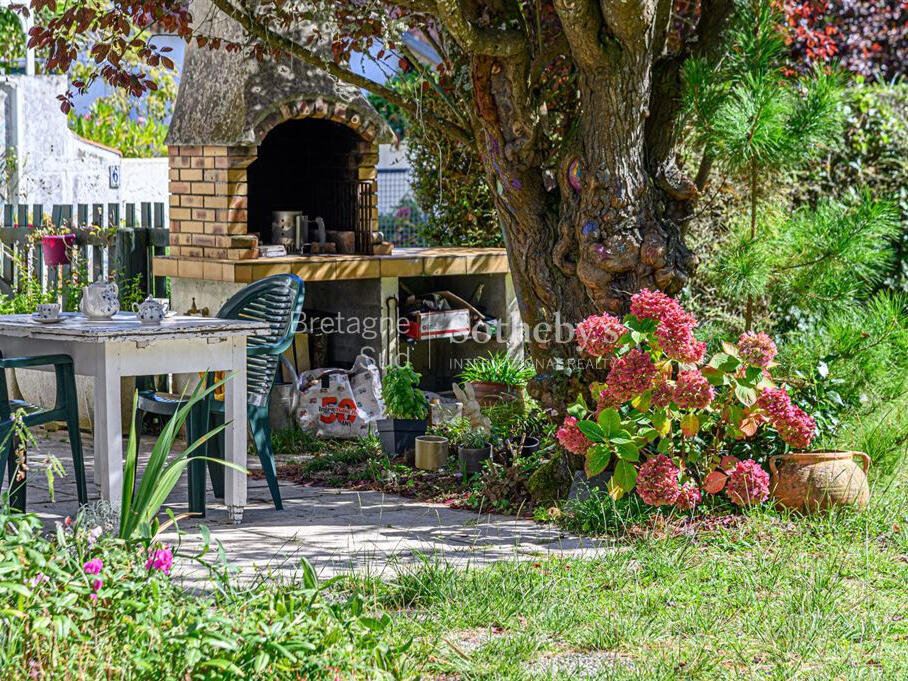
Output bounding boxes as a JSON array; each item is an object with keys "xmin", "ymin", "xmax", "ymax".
[{"xmin": 469, "ymin": 37, "xmax": 697, "ymax": 412}]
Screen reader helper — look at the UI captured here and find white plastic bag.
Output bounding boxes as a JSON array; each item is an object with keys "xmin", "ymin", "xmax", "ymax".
[
  {"xmin": 296, "ymin": 369, "xmax": 366, "ymax": 439},
  {"xmin": 350, "ymin": 353, "xmax": 386, "ymax": 425}
]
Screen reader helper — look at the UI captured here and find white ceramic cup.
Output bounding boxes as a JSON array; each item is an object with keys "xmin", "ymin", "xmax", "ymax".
[{"xmin": 36, "ymin": 303, "xmax": 61, "ymax": 320}]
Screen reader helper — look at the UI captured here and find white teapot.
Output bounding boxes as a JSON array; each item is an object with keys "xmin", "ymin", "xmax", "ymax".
[
  {"xmin": 80, "ymin": 280, "xmax": 120, "ymax": 320},
  {"xmin": 132, "ymin": 296, "xmax": 166, "ymax": 324}
]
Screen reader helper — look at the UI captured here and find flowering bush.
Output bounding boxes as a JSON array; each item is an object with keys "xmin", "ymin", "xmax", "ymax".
[
  {"xmin": 561, "ymin": 290, "xmax": 816, "ymax": 509},
  {"xmin": 0, "ymin": 508, "xmax": 411, "ymax": 679}
]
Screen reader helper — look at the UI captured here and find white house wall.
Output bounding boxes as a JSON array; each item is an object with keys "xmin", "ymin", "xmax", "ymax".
[{"xmin": 0, "ymin": 74, "xmax": 167, "ymax": 215}]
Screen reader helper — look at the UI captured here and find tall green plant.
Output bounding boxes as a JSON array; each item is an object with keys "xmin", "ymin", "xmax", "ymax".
[
  {"xmin": 381, "ymin": 364, "xmax": 428, "ymax": 420},
  {"xmin": 119, "ymin": 376, "xmax": 240, "ymax": 540},
  {"xmin": 684, "ymin": 0, "xmax": 843, "ymax": 329}
]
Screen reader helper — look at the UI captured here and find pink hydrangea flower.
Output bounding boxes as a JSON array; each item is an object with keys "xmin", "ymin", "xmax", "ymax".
[
  {"xmin": 574, "ymin": 313, "xmax": 626, "ymax": 358},
  {"xmin": 725, "ymin": 459, "xmax": 770, "ymax": 506},
  {"xmin": 656, "ymin": 320, "xmax": 707, "ymax": 364},
  {"xmin": 145, "ymin": 547, "xmax": 174, "ymax": 576},
  {"xmin": 651, "ymin": 380, "xmax": 676, "ymax": 408},
  {"xmin": 83, "ymin": 558, "xmax": 103, "ymax": 575},
  {"xmin": 737, "ymin": 331, "xmax": 777, "ymax": 368},
  {"xmin": 673, "ymin": 370, "xmax": 715, "ymax": 409},
  {"xmin": 556, "ymin": 416, "xmax": 591, "ymax": 455},
  {"xmin": 635, "ymin": 454, "xmax": 680, "ymax": 506},
  {"xmin": 775, "ymin": 405, "xmax": 816, "ymax": 449},
  {"xmin": 674, "ymin": 482, "xmax": 701, "ymax": 510},
  {"xmin": 629, "ymin": 289, "xmax": 686, "ymax": 323},
  {"xmin": 757, "ymin": 388, "xmax": 816, "ymax": 449},
  {"xmin": 599, "ymin": 348, "xmax": 658, "ymax": 406}
]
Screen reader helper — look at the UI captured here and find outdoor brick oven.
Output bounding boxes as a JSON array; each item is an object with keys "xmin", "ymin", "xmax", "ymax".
[
  {"xmin": 164, "ymin": 0, "xmax": 392, "ymax": 261},
  {"xmin": 155, "ymin": 1, "xmax": 522, "ymax": 382}
]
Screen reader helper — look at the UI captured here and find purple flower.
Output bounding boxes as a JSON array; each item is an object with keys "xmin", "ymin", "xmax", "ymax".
[
  {"xmin": 83, "ymin": 558, "xmax": 103, "ymax": 575},
  {"xmin": 27, "ymin": 573, "xmax": 47, "ymax": 588},
  {"xmin": 145, "ymin": 547, "xmax": 174, "ymax": 576}
]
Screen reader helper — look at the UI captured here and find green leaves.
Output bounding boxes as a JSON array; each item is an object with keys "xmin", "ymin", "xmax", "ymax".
[
  {"xmin": 613, "ymin": 460, "xmax": 638, "ymax": 492},
  {"xmin": 585, "ymin": 444, "xmax": 611, "ymax": 477},
  {"xmin": 597, "ymin": 408, "xmax": 621, "ymax": 436},
  {"xmin": 119, "ymin": 375, "xmax": 237, "ymax": 540}
]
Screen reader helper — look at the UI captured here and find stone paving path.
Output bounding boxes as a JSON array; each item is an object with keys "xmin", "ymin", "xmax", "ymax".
[{"xmin": 23, "ymin": 429, "xmax": 606, "ymax": 581}]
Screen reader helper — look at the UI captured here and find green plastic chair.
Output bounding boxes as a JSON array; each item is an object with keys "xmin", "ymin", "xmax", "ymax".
[
  {"xmin": 136, "ymin": 274, "xmax": 304, "ymax": 514},
  {"xmin": 0, "ymin": 353, "xmax": 87, "ymax": 511}
]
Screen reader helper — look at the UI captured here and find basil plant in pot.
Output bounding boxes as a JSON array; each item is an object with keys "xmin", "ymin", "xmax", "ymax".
[{"xmin": 377, "ymin": 363, "xmax": 429, "ymax": 456}]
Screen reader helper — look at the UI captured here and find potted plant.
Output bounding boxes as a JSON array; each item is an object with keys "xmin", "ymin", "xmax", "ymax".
[
  {"xmin": 30, "ymin": 221, "xmax": 76, "ymax": 266},
  {"xmin": 458, "ymin": 352, "xmax": 535, "ymax": 406},
  {"xmin": 457, "ymin": 428, "xmax": 492, "ymax": 477},
  {"xmin": 376, "ymin": 363, "xmax": 429, "ymax": 455}
]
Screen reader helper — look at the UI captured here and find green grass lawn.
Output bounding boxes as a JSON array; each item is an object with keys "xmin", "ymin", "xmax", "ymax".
[{"xmin": 349, "ymin": 469, "xmax": 908, "ymax": 680}]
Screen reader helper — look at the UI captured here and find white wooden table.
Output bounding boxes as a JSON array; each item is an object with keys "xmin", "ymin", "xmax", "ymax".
[{"xmin": 0, "ymin": 312, "xmax": 267, "ymax": 523}]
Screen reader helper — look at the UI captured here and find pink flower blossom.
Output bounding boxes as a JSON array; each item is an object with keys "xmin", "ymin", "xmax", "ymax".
[
  {"xmin": 629, "ymin": 289, "xmax": 686, "ymax": 323},
  {"xmin": 89, "ymin": 577, "xmax": 103, "ymax": 601},
  {"xmin": 656, "ymin": 319, "xmax": 707, "ymax": 364},
  {"xmin": 674, "ymin": 482, "xmax": 702, "ymax": 510},
  {"xmin": 725, "ymin": 459, "xmax": 770, "ymax": 506},
  {"xmin": 737, "ymin": 331, "xmax": 777, "ymax": 368},
  {"xmin": 599, "ymin": 348, "xmax": 658, "ymax": 406},
  {"xmin": 556, "ymin": 416, "xmax": 591, "ymax": 455},
  {"xmin": 145, "ymin": 547, "xmax": 174, "ymax": 576},
  {"xmin": 673, "ymin": 370, "xmax": 715, "ymax": 409},
  {"xmin": 651, "ymin": 380, "xmax": 675, "ymax": 408},
  {"xmin": 83, "ymin": 558, "xmax": 103, "ymax": 575},
  {"xmin": 635, "ymin": 454, "xmax": 680, "ymax": 506},
  {"xmin": 27, "ymin": 573, "xmax": 47, "ymax": 588},
  {"xmin": 574, "ymin": 313, "xmax": 626, "ymax": 358},
  {"xmin": 757, "ymin": 388, "xmax": 816, "ymax": 449}
]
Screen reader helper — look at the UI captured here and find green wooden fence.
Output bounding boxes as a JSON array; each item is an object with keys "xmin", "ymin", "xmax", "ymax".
[{"xmin": 0, "ymin": 201, "xmax": 169, "ymax": 299}]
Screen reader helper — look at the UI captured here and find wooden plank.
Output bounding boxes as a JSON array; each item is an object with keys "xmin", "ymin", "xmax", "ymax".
[
  {"xmin": 125, "ymin": 203, "xmax": 136, "ymax": 229},
  {"xmin": 141, "ymin": 202, "xmax": 152, "ymax": 229},
  {"xmin": 108, "ymin": 203, "xmax": 120, "ymax": 228},
  {"xmin": 92, "ymin": 204, "xmax": 104, "ymax": 228},
  {"xmin": 3, "ymin": 205, "xmax": 12, "ymax": 228},
  {"xmin": 77, "ymin": 204, "xmax": 89, "ymax": 228},
  {"xmin": 32, "ymin": 204, "xmax": 43, "ymax": 228},
  {"xmin": 17, "ymin": 205, "xmax": 27, "ymax": 229}
]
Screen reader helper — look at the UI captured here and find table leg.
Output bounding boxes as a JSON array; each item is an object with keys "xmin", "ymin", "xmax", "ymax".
[
  {"xmin": 93, "ymin": 346, "xmax": 123, "ymax": 509},
  {"xmin": 223, "ymin": 337, "xmax": 247, "ymax": 524}
]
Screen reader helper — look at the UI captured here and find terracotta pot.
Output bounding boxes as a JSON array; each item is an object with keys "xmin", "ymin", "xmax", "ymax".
[
  {"xmin": 770, "ymin": 451, "xmax": 871, "ymax": 512},
  {"xmin": 469, "ymin": 381, "xmax": 519, "ymax": 407}
]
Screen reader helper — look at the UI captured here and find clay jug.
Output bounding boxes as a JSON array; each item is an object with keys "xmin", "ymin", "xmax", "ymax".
[{"xmin": 769, "ymin": 451, "xmax": 870, "ymax": 512}]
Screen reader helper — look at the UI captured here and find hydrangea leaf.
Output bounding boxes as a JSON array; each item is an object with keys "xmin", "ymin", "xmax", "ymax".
[
  {"xmin": 614, "ymin": 460, "xmax": 638, "ymax": 492},
  {"xmin": 577, "ymin": 420, "xmax": 605, "ymax": 443},
  {"xmin": 597, "ymin": 408, "xmax": 621, "ymax": 436},
  {"xmin": 585, "ymin": 444, "xmax": 612, "ymax": 477}
]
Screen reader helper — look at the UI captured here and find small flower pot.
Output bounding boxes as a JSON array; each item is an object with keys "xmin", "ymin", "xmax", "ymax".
[
  {"xmin": 376, "ymin": 418, "xmax": 428, "ymax": 456},
  {"xmin": 770, "ymin": 451, "xmax": 870, "ymax": 512},
  {"xmin": 507, "ymin": 435, "xmax": 540, "ymax": 457},
  {"xmin": 458, "ymin": 444, "xmax": 492, "ymax": 477},
  {"xmin": 41, "ymin": 234, "xmax": 76, "ymax": 266},
  {"xmin": 415, "ymin": 436, "xmax": 449, "ymax": 471}
]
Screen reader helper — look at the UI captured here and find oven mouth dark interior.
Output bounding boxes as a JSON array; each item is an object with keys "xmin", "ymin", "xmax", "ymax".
[{"xmin": 247, "ymin": 118, "xmax": 362, "ymax": 244}]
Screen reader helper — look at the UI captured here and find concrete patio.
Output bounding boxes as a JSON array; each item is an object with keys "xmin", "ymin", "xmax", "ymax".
[{"xmin": 19, "ymin": 427, "xmax": 606, "ymax": 582}]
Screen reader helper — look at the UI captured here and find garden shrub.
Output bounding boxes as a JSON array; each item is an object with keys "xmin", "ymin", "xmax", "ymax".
[
  {"xmin": 555, "ymin": 290, "xmax": 816, "ymax": 511},
  {"xmin": 0, "ymin": 508, "xmax": 413, "ymax": 680}
]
